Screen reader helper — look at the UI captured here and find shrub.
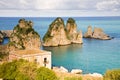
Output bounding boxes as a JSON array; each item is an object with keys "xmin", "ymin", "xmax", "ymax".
[
  {"xmin": 36, "ymin": 67, "xmax": 57, "ymax": 80},
  {"xmin": 67, "ymin": 18, "xmax": 75, "ymax": 24},
  {"xmin": 0, "ymin": 59, "xmax": 37, "ymax": 80},
  {"xmin": 0, "ymin": 60, "xmax": 58, "ymax": 80},
  {"xmin": 104, "ymin": 69, "xmax": 120, "ymax": 80},
  {"xmin": 64, "ymin": 77, "xmax": 82, "ymax": 80}
]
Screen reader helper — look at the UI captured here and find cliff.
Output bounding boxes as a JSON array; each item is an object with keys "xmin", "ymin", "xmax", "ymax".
[
  {"xmin": 0, "ymin": 31, "xmax": 4, "ymax": 43},
  {"xmin": 66, "ymin": 18, "xmax": 83, "ymax": 44},
  {"xmin": 43, "ymin": 18, "xmax": 71, "ymax": 46},
  {"xmin": 1, "ymin": 30, "xmax": 13, "ymax": 38},
  {"xmin": 83, "ymin": 26, "xmax": 93, "ymax": 38},
  {"xmin": 43, "ymin": 17, "xmax": 83, "ymax": 47},
  {"xmin": 8, "ymin": 19, "xmax": 41, "ymax": 51},
  {"xmin": 0, "ymin": 30, "xmax": 13, "ymax": 43},
  {"xmin": 83, "ymin": 26, "xmax": 111, "ymax": 40}
]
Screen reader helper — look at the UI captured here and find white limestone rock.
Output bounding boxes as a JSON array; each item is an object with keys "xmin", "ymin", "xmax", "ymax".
[{"xmin": 71, "ymin": 69, "xmax": 82, "ymax": 74}]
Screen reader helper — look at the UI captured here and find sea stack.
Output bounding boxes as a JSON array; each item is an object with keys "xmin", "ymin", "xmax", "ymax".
[
  {"xmin": 43, "ymin": 17, "xmax": 83, "ymax": 47},
  {"xmin": 83, "ymin": 26, "xmax": 93, "ymax": 38},
  {"xmin": 83, "ymin": 26, "xmax": 111, "ymax": 40},
  {"xmin": 66, "ymin": 18, "xmax": 83, "ymax": 44},
  {"xmin": 43, "ymin": 17, "xmax": 71, "ymax": 46},
  {"xmin": 8, "ymin": 19, "xmax": 41, "ymax": 51}
]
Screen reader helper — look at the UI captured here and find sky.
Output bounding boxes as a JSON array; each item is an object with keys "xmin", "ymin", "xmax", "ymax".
[{"xmin": 0, "ymin": 0, "xmax": 120, "ymax": 17}]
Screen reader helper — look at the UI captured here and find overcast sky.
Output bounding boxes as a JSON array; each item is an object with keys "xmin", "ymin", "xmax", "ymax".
[{"xmin": 0, "ymin": 0, "xmax": 120, "ymax": 17}]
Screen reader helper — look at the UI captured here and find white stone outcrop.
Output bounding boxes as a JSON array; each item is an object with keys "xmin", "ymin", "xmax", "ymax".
[
  {"xmin": 71, "ymin": 69, "xmax": 82, "ymax": 74},
  {"xmin": 53, "ymin": 66, "xmax": 68, "ymax": 73},
  {"xmin": 88, "ymin": 73, "xmax": 103, "ymax": 77}
]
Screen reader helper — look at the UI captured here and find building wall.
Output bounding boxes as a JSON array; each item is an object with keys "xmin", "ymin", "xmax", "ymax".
[
  {"xmin": 38, "ymin": 54, "xmax": 51, "ymax": 69},
  {"xmin": 22, "ymin": 54, "xmax": 51, "ymax": 69},
  {"xmin": 9, "ymin": 52, "xmax": 51, "ymax": 69}
]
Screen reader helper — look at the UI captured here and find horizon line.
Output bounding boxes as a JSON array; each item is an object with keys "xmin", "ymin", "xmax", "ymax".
[{"xmin": 0, "ymin": 15, "xmax": 120, "ymax": 17}]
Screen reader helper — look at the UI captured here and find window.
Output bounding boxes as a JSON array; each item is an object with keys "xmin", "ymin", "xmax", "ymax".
[
  {"xmin": 34, "ymin": 59, "xmax": 37, "ymax": 64},
  {"xmin": 44, "ymin": 58, "xmax": 47, "ymax": 67}
]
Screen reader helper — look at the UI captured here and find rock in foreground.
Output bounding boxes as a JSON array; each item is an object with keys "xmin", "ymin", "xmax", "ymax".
[
  {"xmin": 84, "ymin": 26, "xmax": 111, "ymax": 40},
  {"xmin": 43, "ymin": 17, "xmax": 83, "ymax": 46},
  {"xmin": 71, "ymin": 69, "xmax": 82, "ymax": 74}
]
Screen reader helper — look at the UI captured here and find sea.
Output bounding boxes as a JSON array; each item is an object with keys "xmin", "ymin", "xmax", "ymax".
[{"xmin": 0, "ymin": 17, "xmax": 120, "ymax": 74}]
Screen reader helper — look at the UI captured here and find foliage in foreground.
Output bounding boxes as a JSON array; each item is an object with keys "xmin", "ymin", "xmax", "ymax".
[
  {"xmin": 0, "ymin": 59, "xmax": 57, "ymax": 80},
  {"xmin": 64, "ymin": 77, "xmax": 82, "ymax": 80},
  {"xmin": 36, "ymin": 67, "xmax": 57, "ymax": 80},
  {"xmin": 0, "ymin": 45, "xmax": 9, "ymax": 61},
  {"xmin": 104, "ymin": 69, "xmax": 120, "ymax": 80}
]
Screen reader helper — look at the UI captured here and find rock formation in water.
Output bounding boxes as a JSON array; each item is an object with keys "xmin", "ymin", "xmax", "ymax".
[
  {"xmin": 43, "ymin": 17, "xmax": 83, "ymax": 47},
  {"xmin": 83, "ymin": 26, "xmax": 93, "ymax": 38},
  {"xmin": 8, "ymin": 19, "xmax": 41, "ymax": 51},
  {"xmin": 43, "ymin": 18, "xmax": 71, "ymax": 46},
  {"xmin": 83, "ymin": 26, "xmax": 111, "ymax": 40},
  {"xmin": 92, "ymin": 27, "xmax": 111, "ymax": 40},
  {"xmin": 66, "ymin": 18, "xmax": 83, "ymax": 44}
]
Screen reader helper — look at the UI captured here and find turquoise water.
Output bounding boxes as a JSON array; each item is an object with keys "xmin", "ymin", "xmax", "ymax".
[{"xmin": 0, "ymin": 17, "xmax": 120, "ymax": 74}]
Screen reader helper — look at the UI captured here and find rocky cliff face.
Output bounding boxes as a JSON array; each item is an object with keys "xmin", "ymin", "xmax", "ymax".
[
  {"xmin": 43, "ymin": 17, "xmax": 83, "ymax": 47},
  {"xmin": 1, "ymin": 30, "xmax": 13, "ymax": 38},
  {"xmin": 66, "ymin": 18, "xmax": 83, "ymax": 44},
  {"xmin": 43, "ymin": 18, "xmax": 71, "ymax": 46},
  {"xmin": 0, "ymin": 30, "xmax": 13, "ymax": 43},
  {"xmin": 83, "ymin": 26, "xmax": 111, "ymax": 40},
  {"xmin": 0, "ymin": 31, "xmax": 4, "ymax": 43},
  {"xmin": 8, "ymin": 19, "xmax": 41, "ymax": 51},
  {"xmin": 83, "ymin": 26, "xmax": 93, "ymax": 38},
  {"xmin": 92, "ymin": 27, "xmax": 111, "ymax": 40}
]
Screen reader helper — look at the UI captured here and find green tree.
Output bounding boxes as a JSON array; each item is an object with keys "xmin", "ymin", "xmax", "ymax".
[
  {"xmin": 36, "ymin": 67, "xmax": 57, "ymax": 80},
  {"xmin": 0, "ymin": 59, "xmax": 36, "ymax": 80},
  {"xmin": 104, "ymin": 69, "xmax": 120, "ymax": 80},
  {"xmin": 0, "ymin": 59, "xmax": 57, "ymax": 80}
]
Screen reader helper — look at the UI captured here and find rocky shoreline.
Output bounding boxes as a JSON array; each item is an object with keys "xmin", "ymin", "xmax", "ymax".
[
  {"xmin": 0, "ymin": 30, "xmax": 13, "ymax": 43},
  {"xmin": 53, "ymin": 66, "xmax": 103, "ymax": 80}
]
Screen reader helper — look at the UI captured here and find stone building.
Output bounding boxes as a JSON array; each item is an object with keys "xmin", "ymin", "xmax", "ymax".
[{"xmin": 9, "ymin": 49, "xmax": 51, "ymax": 69}]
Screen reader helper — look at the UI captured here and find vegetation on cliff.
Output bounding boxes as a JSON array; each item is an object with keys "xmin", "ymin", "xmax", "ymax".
[
  {"xmin": 66, "ymin": 18, "xmax": 83, "ymax": 44},
  {"xmin": 67, "ymin": 18, "xmax": 75, "ymax": 24},
  {"xmin": 0, "ymin": 59, "xmax": 57, "ymax": 80},
  {"xmin": 8, "ymin": 19, "xmax": 41, "ymax": 51},
  {"xmin": 43, "ymin": 17, "xmax": 71, "ymax": 46},
  {"xmin": 43, "ymin": 17, "xmax": 65, "ymax": 41}
]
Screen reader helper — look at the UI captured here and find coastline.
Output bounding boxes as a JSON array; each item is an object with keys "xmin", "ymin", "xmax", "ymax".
[
  {"xmin": 53, "ymin": 66, "xmax": 103, "ymax": 80},
  {"xmin": 0, "ymin": 17, "xmax": 120, "ymax": 75}
]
